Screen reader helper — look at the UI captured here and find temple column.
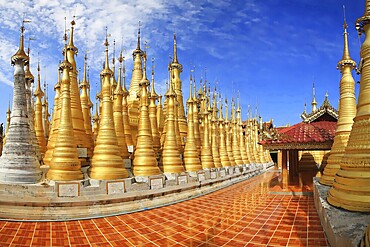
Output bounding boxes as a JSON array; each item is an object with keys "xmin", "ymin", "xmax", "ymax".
[{"xmin": 281, "ymin": 150, "xmax": 288, "ymax": 190}]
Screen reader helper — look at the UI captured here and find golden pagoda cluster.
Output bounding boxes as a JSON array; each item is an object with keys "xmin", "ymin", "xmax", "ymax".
[{"xmin": 0, "ymin": 20, "xmax": 272, "ymax": 184}]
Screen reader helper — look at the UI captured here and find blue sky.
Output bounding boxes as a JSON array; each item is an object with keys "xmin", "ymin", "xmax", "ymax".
[{"xmin": 0, "ymin": 0, "xmax": 363, "ymax": 127}]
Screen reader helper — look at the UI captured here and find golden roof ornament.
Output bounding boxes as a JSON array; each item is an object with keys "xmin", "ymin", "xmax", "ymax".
[
  {"xmin": 311, "ymin": 82, "xmax": 317, "ymax": 112},
  {"xmin": 89, "ymin": 29, "xmax": 129, "ymax": 180}
]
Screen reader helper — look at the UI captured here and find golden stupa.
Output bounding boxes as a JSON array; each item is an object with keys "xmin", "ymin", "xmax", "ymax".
[
  {"xmin": 183, "ymin": 75, "xmax": 202, "ymax": 172},
  {"xmin": 132, "ymin": 53, "xmax": 162, "ymax": 176},
  {"xmin": 328, "ymin": 2, "xmax": 370, "ymax": 212},
  {"xmin": 320, "ymin": 13, "xmax": 357, "ymax": 186},
  {"xmin": 46, "ymin": 43, "xmax": 83, "ymax": 181},
  {"xmin": 89, "ymin": 32, "xmax": 129, "ymax": 180}
]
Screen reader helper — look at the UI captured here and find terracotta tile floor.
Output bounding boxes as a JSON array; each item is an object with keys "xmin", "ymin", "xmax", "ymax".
[{"xmin": 0, "ymin": 172, "xmax": 328, "ymax": 247}]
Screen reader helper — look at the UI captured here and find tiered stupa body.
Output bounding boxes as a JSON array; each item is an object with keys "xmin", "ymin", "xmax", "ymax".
[
  {"xmin": 320, "ymin": 17, "xmax": 357, "ymax": 186},
  {"xmin": 0, "ymin": 25, "xmax": 42, "ymax": 183},
  {"xmin": 328, "ymin": 2, "xmax": 370, "ymax": 212}
]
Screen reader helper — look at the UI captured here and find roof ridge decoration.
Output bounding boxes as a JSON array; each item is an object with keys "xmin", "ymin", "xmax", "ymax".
[{"xmin": 301, "ymin": 93, "xmax": 338, "ymax": 123}]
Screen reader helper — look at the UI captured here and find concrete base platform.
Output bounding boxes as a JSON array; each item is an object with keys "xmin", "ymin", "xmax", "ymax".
[
  {"xmin": 313, "ymin": 177, "xmax": 370, "ymax": 247},
  {"xmin": 0, "ymin": 166, "xmax": 264, "ymax": 221}
]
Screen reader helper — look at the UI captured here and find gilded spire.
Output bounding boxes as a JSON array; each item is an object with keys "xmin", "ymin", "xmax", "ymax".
[
  {"xmin": 173, "ymin": 33, "xmax": 178, "ymax": 63},
  {"xmin": 211, "ymin": 89, "xmax": 222, "ymax": 168},
  {"xmin": 225, "ymin": 98, "xmax": 236, "ymax": 166},
  {"xmin": 11, "ymin": 22, "xmax": 29, "ymax": 66},
  {"xmin": 89, "ymin": 30, "xmax": 129, "ymax": 180},
  {"xmin": 148, "ymin": 57, "xmax": 161, "ymax": 154},
  {"xmin": 33, "ymin": 60, "xmax": 47, "ymax": 156},
  {"xmin": 121, "ymin": 52, "xmax": 134, "ymax": 146},
  {"xmin": 169, "ymin": 34, "xmax": 187, "ymax": 148},
  {"xmin": 111, "ymin": 40, "xmax": 118, "ymax": 94},
  {"xmin": 338, "ymin": 5, "xmax": 356, "ymax": 70},
  {"xmin": 80, "ymin": 53, "xmax": 94, "ymax": 151},
  {"xmin": 127, "ymin": 22, "xmax": 144, "ymax": 141},
  {"xmin": 113, "ymin": 50, "xmax": 129, "ymax": 159},
  {"xmin": 320, "ymin": 8, "xmax": 357, "ymax": 186},
  {"xmin": 218, "ymin": 96, "xmax": 231, "ymax": 167},
  {"xmin": 150, "ymin": 58, "xmax": 158, "ymax": 98},
  {"xmin": 200, "ymin": 85, "xmax": 215, "ymax": 169},
  {"xmin": 311, "ymin": 82, "xmax": 317, "ymax": 112},
  {"xmin": 136, "ymin": 21, "xmax": 141, "ymax": 52},
  {"xmin": 231, "ymin": 98, "xmax": 243, "ymax": 165}
]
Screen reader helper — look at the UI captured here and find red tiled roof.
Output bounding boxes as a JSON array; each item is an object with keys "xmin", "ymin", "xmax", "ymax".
[{"xmin": 260, "ymin": 121, "xmax": 336, "ymax": 145}]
